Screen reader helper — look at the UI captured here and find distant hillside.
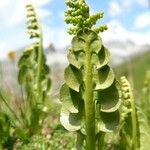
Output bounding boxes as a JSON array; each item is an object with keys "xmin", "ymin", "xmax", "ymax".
[{"xmin": 114, "ymin": 49, "xmax": 150, "ymax": 99}]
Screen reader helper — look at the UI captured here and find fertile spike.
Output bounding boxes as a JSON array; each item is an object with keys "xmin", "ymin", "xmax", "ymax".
[{"xmin": 64, "ymin": 0, "xmax": 107, "ymax": 35}]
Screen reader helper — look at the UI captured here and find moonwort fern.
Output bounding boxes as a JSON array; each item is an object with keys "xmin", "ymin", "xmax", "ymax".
[
  {"xmin": 119, "ymin": 76, "xmax": 150, "ymax": 150},
  {"xmin": 119, "ymin": 76, "xmax": 138, "ymax": 150},
  {"xmin": 17, "ymin": 4, "xmax": 51, "ymax": 139},
  {"xmin": 18, "ymin": 4, "xmax": 51, "ymax": 102},
  {"xmin": 60, "ymin": 0, "xmax": 121, "ymax": 149}
]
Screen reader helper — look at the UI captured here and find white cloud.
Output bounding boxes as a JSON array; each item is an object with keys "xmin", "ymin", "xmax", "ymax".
[
  {"xmin": 0, "ymin": 0, "xmax": 13, "ymax": 24},
  {"xmin": 42, "ymin": 25, "xmax": 71, "ymax": 49},
  {"xmin": 37, "ymin": 9, "xmax": 52, "ymax": 18},
  {"xmin": 121, "ymin": 0, "xmax": 134, "ymax": 7},
  {"xmin": 58, "ymin": 11, "xmax": 64, "ymax": 20},
  {"xmin": 22, "ymin": 0, "xmax": 52, "ymax": 7},
  {"xmin": 100, "ymin": 20, "xmax": 150, "ymax": 64},
  {"xmin": 9, "ymin": 1, "xmax": 52, "ymax": 26},
  {"xmin": 137, "ymin": 0, "xmax": 149, "ymax": 7},
  {"xmin": 101, "ymin": 20, "xmax": 150, "ymax": 58},
  {"xmin": 53, "ymin": 29, "xmax": 72, "ymax": 49},
  {"xmin": 0, "ymin": 0, "xmax": 10, "ymax": 8},
  {"xmin": 8, "ymin": 6, "xmax": 52, "ymax": 26},
  {"xmin": 134, "ymin": 12, "xmax": 150, "ymax": 29},
  {"xmin": 0, "ymin": 31, "xmax": 30, "ymax": 60},
  {"xmin": 121, "ymin": 0, "xmax": 149, "ymax": 8},
  {"xmin": 108, "ymin": 0, "xmax": 149, "ymax": 17},
  {"xmin": 108, "ymin": 1, "xmax": 122, "ymax": 16},
  {"xmin": 0, "ymin": 0, "xmax": 52, "ymax": 26},
  {"xmin": 122, "ymin": 0, "xmax": 149, "ymax": 8},
  {"xmin": 41, "ymin": 25, "xmax": 55, "ymax": 48},
  {"xmin": 102, "ymin": 20, "xmax": 150, "ymax": 46}
]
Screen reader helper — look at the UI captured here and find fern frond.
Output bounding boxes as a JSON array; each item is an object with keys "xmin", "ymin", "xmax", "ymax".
[
  {"xmin": 120, "ymin": 76, "xmax": 139, "ymax": 150},
  {"xmin": 18, "ymin": 4, "xmax": 51, "ymax": 102}
]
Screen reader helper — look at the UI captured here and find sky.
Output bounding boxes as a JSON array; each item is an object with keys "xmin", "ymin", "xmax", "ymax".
[{"xmin": 0, "ymin": 0, "xmax": 150, "ymax": 60}]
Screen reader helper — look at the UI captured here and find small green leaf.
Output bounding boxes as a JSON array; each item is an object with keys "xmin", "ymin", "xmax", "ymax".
[
  {"xmin": 97, "ymin": 81, "xmax": 121, "ymax": 112},
  {"xmin": 67, "ymin": 48, "xmax": 83, "ymax": 69},
  {"xmin": 94, "ymin": 65, "xmax": 114, "ymax": 90},
  {"xmin": 92, "ymin": 46, "xmax": 110, "ymax": 69},
  {"xmin": 90, "ymin": 37, "xmax": 102, "ymax": 53},
  {"xmin": 46, "ymin": 78, "xmax": 51, "ymax": 91},
  {"xmin": 72, "ymin": 29, "xmax": 102, "ymax": 53},
  {"xmin": 77, "ymin": 29, "xmax": 97, "ymax": 43},
  {"xmin": 72, "ymin": 36, "xmax": 86, "ymax": 52},
  {"xmin": 64, "ymin": 65, "xmax": 82, "ymax": 92},
  {"xmin": 18, "ymin": 66, "xmax": 28, "ymax": 84},
  {"xmin": 95, "ymin": 103, "xmax": 119, "ymax": 133},
  {"xmin": 60, "ymin": 108, "xmax": 81, "ymax": 131},
  {"xmin": 60, "ymin": 84, "xmax": 82, "ymax": 113},
  {"xmin": 24, "ymin": 45, "xmax": 34, "ymax": 52},
  {"xmin": 18, "ymin": 51, "xmax": 36, "ymax": 68},
  {"xmin": 18, "ymin": 55, "xmax": 29, "ymax": 68},
  {"xmin": 41, "ymin": 78, "xmax": 51, "ymax": 92},
  {"xmin": 97, "ymin": 111, "xmax": 120, "ymax": 132},
  {"xmin": 42, "ymin": 64, "xmax": 50, "ymax": 75}
]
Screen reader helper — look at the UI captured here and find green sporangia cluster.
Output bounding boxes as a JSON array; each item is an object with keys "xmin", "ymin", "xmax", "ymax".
[
  {"xmin": 60, "ymin": 0, "xmax": 121, "ymax": 149},
  {"xmin": 120, "ymin": 76, "xmax": 138, "ymax": 150},
  {"xmin": 18, "ymin": 4, "xmax": 51, "ymax": 102},
  {"xmin": 120, "ymin": 76, "xmax": 132, "ymax": 125},
  {"xmin": 64, "ymin": 0, "xmax": 107, "ymax": 34}
]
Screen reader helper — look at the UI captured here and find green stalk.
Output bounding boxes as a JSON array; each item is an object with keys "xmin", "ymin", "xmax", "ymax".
[
  {"xmin": 37, "ymin": 18, "xmax": 43, "ymax": 100},
  {"xmin": 37, "ymin": 42, "xmax": 43, "ymax": 98},
  {"xmin": 131, "ymin": 93, "xmax": 137, "ymax": 150},
  {"xmin": 84, "ymin": 45, "xmax": 95, "ymax": 150}
]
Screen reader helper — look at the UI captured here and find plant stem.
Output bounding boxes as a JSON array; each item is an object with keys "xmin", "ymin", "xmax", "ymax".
[
  {"xmin": 84, "ymin": 44, "xmax": 95, "ymax": 150},
  {"xmin": 131, "ymin": 90, "xmax": 137, "ymax": 150},
  {"xmin": 37, "ymin": 43, "xmax": 43, "ymax": 97},
  {"xmin": 37, "ymin": 17, "xmax": 43, "ymax": 100}
]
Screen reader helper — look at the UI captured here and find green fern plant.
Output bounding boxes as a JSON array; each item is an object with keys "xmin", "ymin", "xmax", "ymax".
[
  {"xmin": 16, "ymin": 4, "xmax": 51, "ymax": 141},
  {"xmin": 119, "ymin": 76, "xmax": 138, "ymax": 150},
  {"xmin": 119, "ymin": 76, "xmax": 150, "ymax": 150},
  {"xmin": 18, "ymin": 4, "xmax": 51, "ymax": 102},
  {"xmin": 60, "ymin": 0, "xmax": 121, "ymax": 149}
]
